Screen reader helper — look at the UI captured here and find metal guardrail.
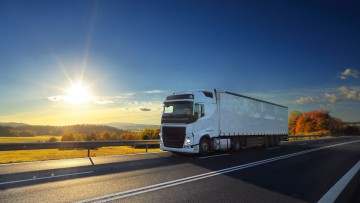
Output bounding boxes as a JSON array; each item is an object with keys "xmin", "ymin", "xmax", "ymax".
[
  {"xmin": 282, "ymin": 135, "xmax": 333, "ymax": 141},
  {"xmin": 0, "ymin": 140, "xmax": 160, "ymax": 157},
  {"xmin": 0, "ymin": 135, "xmax": 334, "ymax": 154}
]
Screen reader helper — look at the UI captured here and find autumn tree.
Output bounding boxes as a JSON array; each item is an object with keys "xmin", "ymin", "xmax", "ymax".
[
  {"xmin": 61, "ymin": 133, "xmax": 75, "ymax": 141},
  {"xmin": 100, "ymin": 131, "xmax": 111, "ymax": 140},
  {"xmin": 295, "ymin": 113, "xmax": 309, "ymax": 134},
  {"xmin": 74, "ymin": 133, "xmax": 84, "ymax": 141},
  {"xmin": 119, "ymin": 132, "xmax": 140, "ymax": 140},
  {"xmin": 110, "ymin": 132, "xmax": 118, "ymax": 140},
  {"xmin": 289, "ymin": 109, "xmax": 356, "ymax": 135},
  {"xmin": 140, "ymin": 128, "xmax": 153, "ymax": 140},
  {"xmin": 288, "ymin": 110, "xmax": 302, "ymax": 135},
  {"xmin": 85, "ymin": 132, "xmax": 98, "ymax": 141},
  {"xmin": 152, "ymin": 129, "xmax": 160, "ymax": 139}
]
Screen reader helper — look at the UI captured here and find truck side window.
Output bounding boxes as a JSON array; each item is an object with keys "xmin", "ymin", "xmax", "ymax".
[{"xmin": 195, "ymin": 103, "xmax": 205, "ymax": 118}]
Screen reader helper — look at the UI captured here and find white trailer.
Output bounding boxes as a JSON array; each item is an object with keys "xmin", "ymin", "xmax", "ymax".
[{"xmin": 160, "ymin": 89, "xmax": 288, "ymax": 155}]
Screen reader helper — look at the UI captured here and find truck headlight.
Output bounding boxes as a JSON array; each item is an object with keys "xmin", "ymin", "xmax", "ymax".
[
  {"xmin": 159, "ymin": 133, "xmax": 163, "ymax": 146},
  {"xmin": 184, "ymin": 137, "xmax": 191, "ymax": 146}
]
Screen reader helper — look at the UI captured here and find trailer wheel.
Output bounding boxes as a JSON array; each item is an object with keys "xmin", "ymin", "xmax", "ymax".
[
  {"xmin": 269, "ymin": 136, "xmax": 274, "ymax": 147},
  {"xmin": 199, "ymin": 137, "xmax": 211, "ymax": 155},
  {"xmin": 231, "ymin": 137, "xmax": 241, "ymax": 152}
]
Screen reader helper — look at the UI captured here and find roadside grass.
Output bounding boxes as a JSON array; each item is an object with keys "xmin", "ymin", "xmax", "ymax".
[{"xmin": 0, "ymin": 136, "xmax": 161, "ymax": 164}]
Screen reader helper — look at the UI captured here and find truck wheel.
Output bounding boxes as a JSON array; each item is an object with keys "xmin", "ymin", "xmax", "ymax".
[
  {"xmin": 199, "ymin": 137, "xmax": 211, "ymax": 155},
  {"xmin": 274, "ymin": 136, "xmax": 279, "ymax": 147},
  {"xmin": 264, "ymin": 136, "xmax": 269, "ymax": 148},
  {"xmin": 231, "ymin": 137, "xmax": 241, "ymax": 152}
]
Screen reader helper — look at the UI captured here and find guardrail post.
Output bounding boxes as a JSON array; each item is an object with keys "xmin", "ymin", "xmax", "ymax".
[
  {"xmin": 87, "ymin": 148, "xmax": 90, "ymax": 158},
  {"xmin": 146, "ymin": 145, "xmax": 148, "ymax": 153}
]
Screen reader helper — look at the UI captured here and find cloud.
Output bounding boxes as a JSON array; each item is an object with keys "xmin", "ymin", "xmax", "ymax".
[
  {"xmin": 93, "ymin": 99, "xmax": 114, "ymax": 105},
  {"xmin": 294, "ymin": 97, "xmax": 316, "ymax": 104},
  {"xmin": 338, "ymin": 86, "xmax": 360, "ymax": 100},
  {"xmin": 47, "ymin": 93, "xmax": 135, "ymax": 105},
  {"xmin": 114, "ymin": 93, "xmax": 135, "ymax": 99},
  {"xmin": 47, "ymin": 96, "xmax": 66, "ymax": 102},
  {"xmin": 140, "ymin": 108, "xmax": 151, "ymax": 111},
  {"xmin": 324, "ymin": 93, "xmax": 339, "ymax": 103},
  {"xmin": 339, "ymin": 68, "xmax": 359, "ymax": 80},
  {"xmin": 143, "ymin": 90, "xmax": 167, "ymax": 94}
]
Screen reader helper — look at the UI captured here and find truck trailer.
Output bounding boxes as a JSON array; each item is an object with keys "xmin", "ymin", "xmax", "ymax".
[{"xmin": 160, "ymin": 89, "xmax": 288, "ymax": 155}]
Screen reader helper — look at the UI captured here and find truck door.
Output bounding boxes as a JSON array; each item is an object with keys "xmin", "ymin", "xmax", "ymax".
[{"xmin": 193, "ymin": 103, "xmax": 207, "ymax": 134}]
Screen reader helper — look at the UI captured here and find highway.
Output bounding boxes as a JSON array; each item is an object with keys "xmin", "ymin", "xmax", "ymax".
[{"xmin": 1, "ymin": 136, "xmax": 359, "ymax": 203}]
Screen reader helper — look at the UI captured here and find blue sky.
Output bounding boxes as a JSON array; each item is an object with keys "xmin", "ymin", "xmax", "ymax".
[{"xmin": 0, "ymin": 0, "xmax": 359, "ymax": 125}]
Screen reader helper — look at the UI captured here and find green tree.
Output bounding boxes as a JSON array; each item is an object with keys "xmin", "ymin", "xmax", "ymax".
[
  {"xmin": 17, "ymin": 130, "xmax": 37, "ymax": 137},
  {"xmin": 85, "ymin": 133, "xmax": 98, "ymax": 141},
  {"xmin": 49, "ymin": 137, "xmax": 58, "ymax": 142}
]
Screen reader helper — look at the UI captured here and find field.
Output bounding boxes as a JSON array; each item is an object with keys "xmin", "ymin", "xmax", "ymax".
[
  {"xmin": 0, "ymin": 136, "xmax": 161, "ymax": 164},
  {"xmin": 0, "ymin": 135, "xmax": 62, "ymax": 143}
]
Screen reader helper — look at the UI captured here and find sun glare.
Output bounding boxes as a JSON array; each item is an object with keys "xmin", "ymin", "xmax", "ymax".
[{"xmin": 66, "ymin": 84, "xmax": 92, "ymax": 104}]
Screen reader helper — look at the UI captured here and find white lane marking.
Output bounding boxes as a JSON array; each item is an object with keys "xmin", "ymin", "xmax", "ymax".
[
  {"xmin": 0, "ymin": 171, "xmax": 94, "ymax": 185},
  {"xmin": 318, "ymin": 160, "xmax": 360, "ymax": 203},
  {"xmin": 266, "ymin": 147, "xmax": 280, "ymax": 150},
  {"xmin": 198, "ymin": 154, "xmax": 230, "ymax": 159},
  {"xmin": 77, "ymin": 140, "xmax": 360, "ymax": 203},
  {"xmin": 94, "ymin": 151, "xmax": 167, "ymax": 159}
]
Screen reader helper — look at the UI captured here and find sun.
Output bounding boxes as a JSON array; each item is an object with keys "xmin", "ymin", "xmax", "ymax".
[{"xmin": 66, "ymin": 84, "xmax": 92, "ymax": 104}]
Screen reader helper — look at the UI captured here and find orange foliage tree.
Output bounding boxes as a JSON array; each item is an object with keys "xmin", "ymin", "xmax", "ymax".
[
  {"xmin": 289, "ymin": 110, "xmax": 346, "ymax": 135},
  {"xmin": 100, "ymin": 131, "xmax": 111, "ymax": 140},
  {"xmin": 288, "ymin": 110, "xmax": 302, "ymax": 135}
]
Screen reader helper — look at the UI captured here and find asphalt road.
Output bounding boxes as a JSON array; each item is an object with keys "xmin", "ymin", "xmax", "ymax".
[{"xmin": 1, "ymin": 136, "xmax": 359, "ymax": 203}]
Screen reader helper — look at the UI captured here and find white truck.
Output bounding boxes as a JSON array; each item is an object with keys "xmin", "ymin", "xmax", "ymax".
[{"xmin": 160, "ymin": 89, "xmax": 288, "ymax": 155}]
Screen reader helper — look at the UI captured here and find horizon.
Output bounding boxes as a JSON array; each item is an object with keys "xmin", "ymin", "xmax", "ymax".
[{"xmin": 1, "ymin": 1, "xmax": 359, "ymax": 125}]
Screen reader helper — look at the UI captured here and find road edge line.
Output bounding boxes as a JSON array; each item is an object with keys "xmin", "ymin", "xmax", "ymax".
[{"xmin": 318, "ymin": 160, "xmax": 360, "ymax": 203}]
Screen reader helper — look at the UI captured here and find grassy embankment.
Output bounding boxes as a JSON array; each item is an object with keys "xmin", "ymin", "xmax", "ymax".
[{"xmin": 0, "ymin": 136, "xmax": 161, "ymax": 164}]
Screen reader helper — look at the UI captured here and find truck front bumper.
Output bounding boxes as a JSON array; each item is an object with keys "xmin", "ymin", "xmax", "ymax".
[{"xmin": 160, "ymin": 145, "xmax": 199, "ymax": 154}]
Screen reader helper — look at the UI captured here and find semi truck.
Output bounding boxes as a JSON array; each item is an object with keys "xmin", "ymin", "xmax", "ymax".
[{"xmin": 160, "ymin": 89, "xmax": 288, "ymax": 155}]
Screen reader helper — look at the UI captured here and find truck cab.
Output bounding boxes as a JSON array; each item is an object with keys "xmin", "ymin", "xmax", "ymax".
[
  {"xmin": 160, "ymin": 89, "xmax": 217, "ymax": 154},
  {"xmin": 160, "ymin": 88, "xmax": 287, "ymax": 155}
]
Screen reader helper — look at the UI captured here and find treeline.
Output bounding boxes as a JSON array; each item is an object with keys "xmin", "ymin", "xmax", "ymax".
[
  {"xmin": 288, "ymin": 110, "xmax": 360, "ymax": 135},
  {"xmin": 0, "ymin": 124, "xmax": 125, "ymax": 137},
  {"xmin": 58, "ymin": 128, "xmax": 160, "ymax": 142}
]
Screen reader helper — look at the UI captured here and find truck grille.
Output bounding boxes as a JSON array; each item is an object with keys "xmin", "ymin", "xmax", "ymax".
[{"xmin": 162, "ymin": 127, "xmax": 186, "ymax": 148}]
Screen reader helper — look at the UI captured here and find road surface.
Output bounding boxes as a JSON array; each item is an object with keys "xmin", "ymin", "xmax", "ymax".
[{"xmin": 1, "ymin": 136, "xmax": 359, "ymax": 202}]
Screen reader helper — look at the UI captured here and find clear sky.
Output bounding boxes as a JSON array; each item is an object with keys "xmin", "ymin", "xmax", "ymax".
[{"xmin": 0, "ymin": 0, "xmax": 359, "ymax": 125}]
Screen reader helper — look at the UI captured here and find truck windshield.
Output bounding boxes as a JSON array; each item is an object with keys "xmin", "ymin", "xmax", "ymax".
[{"xmin": 163, "ymin": 101, "xmax": 193, "ymax": 115}]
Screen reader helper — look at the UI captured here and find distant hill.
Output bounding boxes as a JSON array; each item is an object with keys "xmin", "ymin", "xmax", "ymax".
[
  {"xmin": 104, "ymin": 123, "xmax": 160, "ymax": 132},
  {"xmin": 346, "ymin": 122, "xmax": 360, "ymax": 125},
  {"xmin": 0, "ymin": 122, "xmax": 29, "ymax": 127},
  {"xmin": 0, "ymin": 122, "xmax": 160, "ymax": 136},
  {"xmin": 16, "ymin": 124, "xmax": 125, "ymax": 136}
]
